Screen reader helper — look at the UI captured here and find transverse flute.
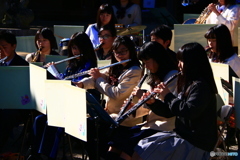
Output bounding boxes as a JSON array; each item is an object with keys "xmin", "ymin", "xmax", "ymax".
[
  {"xmin": 116, "ymin": 73, "xmax": 148, "ymax": 119},
  {"xmin": 116, "ymin": 72, "xmax": 181, "ymax": 125},
  {"xmin": 0, "ymin": 56, "xmax": 8, "ymax": 63},
  {"xmin": 42, "ymin": 55, "xmax": 81, "ymax": 69},
  {"xmin": 94, "ymin": 43, "xmax": 104, "ymax": 51},
  {"xmin": 64, "ymin": 59, "xmax": 131, "ymax": 80}
]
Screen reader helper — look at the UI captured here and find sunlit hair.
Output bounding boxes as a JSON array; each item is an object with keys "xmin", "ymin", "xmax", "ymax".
[
  {"xmin": 67, "ymin": 32, "xmax": 97, "ymax": 67},
  {"xmin": 138, "ymin": 41, "xmax": 177, "ymax": 88},
  {"xmin": 96, "ymin": 4, "xmax": 117, "ymax": 29},
  {"xmin": 176, "ymin": 42, "xmax": 217, "ymax": 94},
  {"xmin": 204, "ymin": 24, "xmax": 235, "ymax": 62},
  {"xmin": 150, "ymin": 25, "xmax": 172, "ymax": 47},
  {"xmin": 99, "ymin": 23, "xmax": 117, "ymax": 37},
  {"xmin": 35, "ymin": 27, "xmax": 58, "ymax": 50}
]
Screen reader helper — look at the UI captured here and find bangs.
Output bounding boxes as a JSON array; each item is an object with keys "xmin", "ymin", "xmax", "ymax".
[
  {"xmin": 176, "ymin": 49, "xmax": 183, "ymax": 61},
  {"xmin": 204, "ymin": 30, "xmax": 216, "ymax": 39}
]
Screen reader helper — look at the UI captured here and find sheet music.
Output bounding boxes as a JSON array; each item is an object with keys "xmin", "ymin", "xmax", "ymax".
[{"xmin": 47, "ymin": 65, "xmax": 62, "ymax": 79}]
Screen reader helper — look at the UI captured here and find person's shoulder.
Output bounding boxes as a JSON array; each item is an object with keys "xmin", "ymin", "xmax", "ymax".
[
  {"xmin": 130, "ymin": 64, "xmax": 141, "ymax": 68},
  {"xmin": 131, "ymin": 3, "xmax": 141, "ymax": 9},
  {"xmin": 129, "ymin": 65, "xmax": 142, "ymax": 72},
  {"xmin": 167, "ymin": 48, "xmax": 176, "ymax": 54},
  {"xmin": 87, "ymin": 23, "xmax": 97, "ymax": 28},
  {"xmin": 227, "ymin": 4, "xmax": 240, "ymax": 10},
  {"xmin": 14, "ymin": 53, "xmax": 29, "ymax": 65},
  {"xmin": 50, "ymin": 50, "xmax": 59, "ymax": 55},
  {"xmin": 164, "ymin": 70, "xmax": 179, "ymax": 80}
]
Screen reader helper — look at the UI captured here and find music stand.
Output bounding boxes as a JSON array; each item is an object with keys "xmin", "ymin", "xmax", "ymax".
[
  {"xmin": 86, "ymin": 92, "xmax": 118, "ymax": 127},
  {"xmin": 220, "ymin": 66, "xmax": 239, "ymax": 97},
  {"xmin": 229, "ymin": 66, "xmax": 239, "ymax": 83},
  {"xmin": 86, "ymin": 92, "xmax": 118, "ymax": 160}
]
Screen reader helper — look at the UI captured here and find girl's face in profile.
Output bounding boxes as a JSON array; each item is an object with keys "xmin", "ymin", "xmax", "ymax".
[
  {"xmin": 207, "ymin": 39, "xmax": 217, "ymax": 53},
  {"xmin": 71, "ymin": 45, "xmax": 81, "ymax": 59},
  {"xmin": 178, "ymin": 60, "xmax": 184, "ymax": 73},
  {"xmin": 142, "ymin": 58, "xmax": 158, "ymax": 74}
]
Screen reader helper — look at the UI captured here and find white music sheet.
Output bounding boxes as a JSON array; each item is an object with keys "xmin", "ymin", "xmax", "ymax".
[
  {"xmin": 45, "ymin": 80, "xmax": 71, "ymax": 127},
  {"xmin": 64, "ymin": 85, "xmax": 87, "ymax": 142}
]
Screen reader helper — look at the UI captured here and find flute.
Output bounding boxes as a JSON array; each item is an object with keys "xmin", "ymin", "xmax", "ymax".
[
  {"xmin": 116, "ymin": 72, "xmax": 181, "ymax": 125},
  {"xmin": 64, "ymin": 59, "xmax": 131, "ymax": 80},
  {"xmin": 0, "ymin": 56, "xmax": 8, "ymax": 63},
  {"xmin": 94, "ymin": 43, "xmax": 104, "ymax": 51},
  {"xmin": 116, "ymin": 74, "xmax": 148, "ymax": 119},
  {"xmin": 42, "ymin": 55, "xmax": 81, "ymax": 69}
]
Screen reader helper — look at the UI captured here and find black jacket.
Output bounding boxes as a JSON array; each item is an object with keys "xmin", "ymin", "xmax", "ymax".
[
  {"xmin": 9, "ymin": 53, "xmax": 29, "ymax": 66},
  {"xmin": 147, "ymin": 78, "xmax": 218, "ymax": 152}
]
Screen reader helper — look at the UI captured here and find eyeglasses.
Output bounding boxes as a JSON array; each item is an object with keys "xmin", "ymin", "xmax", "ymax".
[
  {"xmin": 98, "ymin": 35, "xmax": 112, "ymax": 40},
  {"xmin": 113, "ymin": 49, "xmax": 129, "ymax": 55}
]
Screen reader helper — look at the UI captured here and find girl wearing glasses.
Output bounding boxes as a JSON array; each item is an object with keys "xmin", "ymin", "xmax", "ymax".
[
  {"xmin": 85, "ymin": 4, "xmax": 117, "ymax": 48},
  {"xmin": 96, "ymin": 24, "xmax": 117, "ymax": 60},
  {"xmin": 106, "ymin": 41, "xmax": 178, "ymax": 160},
  {"xmin": 74, "ymin": 36, "xmax": 144, "ymax": 159},
  {"xmin": 75, "ymin": 35, "xmax": 143, "ymax": 125}
]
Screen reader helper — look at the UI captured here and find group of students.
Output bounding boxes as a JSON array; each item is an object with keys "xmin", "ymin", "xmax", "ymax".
[
  {"xmin": 85, "ymin": 0, "xmax": 141, "ymax": 49},
  {"xmin": 0, "ymin": 22, "xmax": 239, "ymax": 160}
]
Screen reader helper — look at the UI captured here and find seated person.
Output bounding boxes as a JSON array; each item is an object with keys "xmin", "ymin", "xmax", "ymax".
[
  {"xmin": 74, "ymin": 36, "xmax": 144, "ymax": 159},
  {"xmin": 204, "ymin": 24, "xmax": 240, "ymax": 78},
  {"xmin": 25, "ymin": 27, "xmax": 59, "ymax": 63},
  {"xmin": 85, "ymin": 3, "xmax": 116, "ymax": 48},
  {"xmin": 150, "ymin": 24, "xmax": 177, "ymax": 65},
  {"xmin": 0, "ymin": 30, "xmax": 29, "ymax": 151},
  {"xmin": 96, "ymin": 23, "xmax": 117, "ymax": 60},
  {"xmin": 132, "ymin": 42, "xmax": 218, "ymax": 160},
  {"xmin": 106, "ymin": 41, "xmax": 178, "ymax": 160},
  {"xmin": 205, "ymin": 0, "xmax": 240, "ymax": 48},
  {"xmin": 27, "ymin": 32, "xmax": 98, "ymax": 160},
  {"xmin": 112, "ymin": 0, "xmax": 142, "ymax": 27}
]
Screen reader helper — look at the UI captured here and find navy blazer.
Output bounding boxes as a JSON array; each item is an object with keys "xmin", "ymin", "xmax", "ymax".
[{"xmin": 9, "ymin": 53, "xmax": 29, "ymax": 66}]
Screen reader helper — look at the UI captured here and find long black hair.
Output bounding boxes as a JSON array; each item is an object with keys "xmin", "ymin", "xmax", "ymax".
[
  {"xmin": 204, "ymin": 24, "xmax": 235, "ymax": 62},
  {"xmin": 138, "ymin": 41, "xmax": 177, "ymax": 88},
  {"xmin": 96, "ymin": 4, "xmax": 117, "ymax": 29},
  {"xmin": 67, "ymin": 32, "xmax": 97, "ymax": 68},
  {"xmin": 176, "ymin": 42, "xmax": 217, "ymax": 94},
  {"xmin": 35, "ymin": 27, "xmax": 58, "ymax": 50}
]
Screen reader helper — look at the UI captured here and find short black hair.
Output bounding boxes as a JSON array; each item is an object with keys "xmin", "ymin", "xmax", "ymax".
[
  {"xmin": 0, "ymin": 30, "xmax": 17, "ymax": 45},
  {"xmin": 150, "ymin": 25, "xmax": 172, "ymax": 42},
  {"xmin": 99, "ymin": 23, "xmax": 117, "ymax": 37}
]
